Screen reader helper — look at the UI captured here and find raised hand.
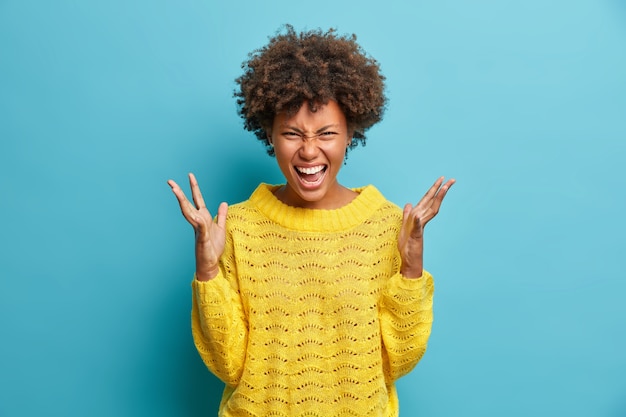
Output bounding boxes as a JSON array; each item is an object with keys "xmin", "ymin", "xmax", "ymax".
[
  {"xmin": 167, "ymin": 173, "xmax": 228, "ymax": 281},
  {"xmin": 398, "ymin": 177, "xmax": 455, "ymax": 278}
]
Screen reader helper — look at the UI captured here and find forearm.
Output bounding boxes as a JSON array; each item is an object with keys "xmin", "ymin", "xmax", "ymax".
[
  {"xmin": 191, "ymin": 274, "xmax": 248, "ymax": 385},
  {"xmin": 379, "ymin": 271, "xmax": 434, "ymax": 380}
]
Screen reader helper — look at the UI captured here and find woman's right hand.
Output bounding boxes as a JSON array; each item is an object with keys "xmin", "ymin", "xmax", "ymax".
[{"xmin": 167, "ymin": 173, "xmax": 228, "ymax": 281}]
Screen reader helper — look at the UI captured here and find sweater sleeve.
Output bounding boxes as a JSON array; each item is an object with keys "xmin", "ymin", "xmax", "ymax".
[
  {"xmin": 191, "ymin": 259, "xmax": 248, "ymax": 387},
  {"xmin": 379, "ymin": 270, "xmax": 434, "ymax": 382}
]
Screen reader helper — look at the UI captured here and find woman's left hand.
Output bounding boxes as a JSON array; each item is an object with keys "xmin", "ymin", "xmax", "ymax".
[{"xmin": 398, "ymin": 177, "xmax": 456, "ymax": 278}]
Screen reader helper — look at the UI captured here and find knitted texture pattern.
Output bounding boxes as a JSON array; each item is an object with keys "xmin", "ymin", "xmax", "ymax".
[{"xmin": 191, "ymin": 183, "xmax": 434, "ymax": 417}]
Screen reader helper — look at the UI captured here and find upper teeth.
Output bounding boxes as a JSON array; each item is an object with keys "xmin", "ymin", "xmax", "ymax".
[{"xmin": 297, "ymin": 166, "xmax": 324, "ymax": 175}]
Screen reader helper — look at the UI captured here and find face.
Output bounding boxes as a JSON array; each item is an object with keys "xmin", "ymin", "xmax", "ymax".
[{"xmin": 269, "ymin": 100, "xmax": 354, "ymax": 209}]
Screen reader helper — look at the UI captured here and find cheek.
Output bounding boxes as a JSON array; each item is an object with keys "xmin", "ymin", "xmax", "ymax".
[
  {"xmin": 337, "ymin": 141, "xmax": 350, "ymax": 157},
  {"xmin": 274, "ymin": 146, "xmax": 294, "ymax": 169}
]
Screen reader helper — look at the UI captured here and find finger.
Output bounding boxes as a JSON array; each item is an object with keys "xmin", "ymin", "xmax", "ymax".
[
  {"xmin": 436, "ymin": 178, "xmax": 455, "ymax": 196},
  {"xmin": 444, "ymin": 178, "xmax": 456, "ymax": 191},
  {"xmin": 168, "ymin": 179, "xmax": 192, "ymax": 208},
  {"xmin": 414, "ymin": 178, "xmax": 456, "ymax": 227},
  {"xmin": 188, "ymin": 173, "xmax": 207, "ymax": 210},
  {"xmin": 416, "ymin": 176, "xmax": 444, "ymax": 207},
  {"xmin": 215, "ymin": 202, "xmax": 228, "ymax": 229},
  {"xmin": 168, "ymin": 179, "xmax": 203, "ymax": 226},
  {"xmin": 430, "ymin": 178, "xmax": 456, "ymax": 210}
]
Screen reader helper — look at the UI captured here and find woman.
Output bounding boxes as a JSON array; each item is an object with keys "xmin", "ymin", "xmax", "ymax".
[{"xmin": 168, "ymin": 26, "xmax": 455, "ymax": 417}]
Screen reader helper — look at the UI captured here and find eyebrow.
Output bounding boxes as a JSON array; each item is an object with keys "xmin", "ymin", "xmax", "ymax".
[{"xmin": 281, "ymin": 124, "xmax": 340, "ymax": 134}]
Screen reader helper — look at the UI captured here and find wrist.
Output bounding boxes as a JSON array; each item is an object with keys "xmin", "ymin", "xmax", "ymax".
[
  {"xmin": 400, "ymin": 264, "xmax": 423, "ymax": 279},
  {"xmin": 195, "ymin": 264, "xmax": 219, "ymax": 281}
]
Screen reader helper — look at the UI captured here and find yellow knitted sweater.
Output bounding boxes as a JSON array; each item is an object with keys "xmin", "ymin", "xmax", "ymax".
[{"xmin": 191, "ymin": 183, "xmax": 434, "ymax": 417}]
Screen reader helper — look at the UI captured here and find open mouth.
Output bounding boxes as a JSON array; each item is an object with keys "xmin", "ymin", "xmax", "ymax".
[{"xmin": 295, "ymin": 165, "xmax": 327, "ymax": 185}]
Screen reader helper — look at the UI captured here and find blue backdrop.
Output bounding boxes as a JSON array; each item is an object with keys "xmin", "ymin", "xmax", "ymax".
[{"xmin": 1, "ymin": 1, "xmax": 625, "ymax": 416}]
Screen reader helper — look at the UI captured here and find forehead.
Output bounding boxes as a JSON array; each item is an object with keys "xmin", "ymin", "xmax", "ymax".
[{"xmin": 274, "ymin": 100, "xmax": 347, "ymax": 129}]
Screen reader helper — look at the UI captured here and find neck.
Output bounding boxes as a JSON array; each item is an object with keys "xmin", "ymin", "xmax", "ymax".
[{"xmin": 273, "ymin": 183, "xmax": 358, "ymax": 210}]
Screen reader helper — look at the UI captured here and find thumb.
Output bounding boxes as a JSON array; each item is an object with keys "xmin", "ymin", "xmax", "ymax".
[
  {"xmin": 215, "ymin": 202, "xmax": 228, "ymax": 229},
  {"xmin": 402, "ymin": 203, "xmax": 412, "ymax": 223},
  {"xmin": 410, "ymin": 214, "xmax": 424, "ymax": 239}
]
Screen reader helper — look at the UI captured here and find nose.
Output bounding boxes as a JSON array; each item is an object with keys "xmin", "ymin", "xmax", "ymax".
[{"xmin": 298, "ymin": 137, "xmax": 320, "ymax": 160}]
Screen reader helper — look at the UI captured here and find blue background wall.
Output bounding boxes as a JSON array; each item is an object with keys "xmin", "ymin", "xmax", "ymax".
[{"xmin": 1, "ymin": 0, "xmax": 625, "ymax": 416}]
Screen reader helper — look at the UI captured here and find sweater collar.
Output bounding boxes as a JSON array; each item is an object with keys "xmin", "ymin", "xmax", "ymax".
[{"xmin": 249, "ymin": 183, "xmax": 387, "ymax": 232}]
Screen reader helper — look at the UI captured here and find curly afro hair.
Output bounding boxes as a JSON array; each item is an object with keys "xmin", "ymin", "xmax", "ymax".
[{"xmin": 235, "ymin": 25, "xmax": 387, "ymax": 156}]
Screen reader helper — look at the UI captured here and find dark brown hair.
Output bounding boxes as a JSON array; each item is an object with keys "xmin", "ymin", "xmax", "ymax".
[{"xmin": 235, "ymin": 25, "xmax": 387, "ymax": 156}]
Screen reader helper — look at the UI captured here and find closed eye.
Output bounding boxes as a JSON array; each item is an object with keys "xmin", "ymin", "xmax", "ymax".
[
  {"xmin": 282, "ymin": 132, "xmax": 302, "ymax": 140},
  {"xmin": 280, "ymin": 130, "xmax": 339, "ymax": 141},
  {"xmin": 318, "ymin": 131, "xmax": 338, "ymax": 140}
]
